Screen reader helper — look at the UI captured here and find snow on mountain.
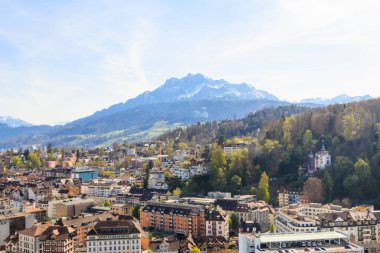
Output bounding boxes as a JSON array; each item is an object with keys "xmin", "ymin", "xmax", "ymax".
[
  {"xmin": 0, "ymin": 116, "xmax": 33, "ymax": 128},
  {"xmin": 125, "ymin": 73, "xmax": 279, "ymax": 107},
  {"xmin": 300, "ymin": 94, "xmax": 373, "ymax": 105}
]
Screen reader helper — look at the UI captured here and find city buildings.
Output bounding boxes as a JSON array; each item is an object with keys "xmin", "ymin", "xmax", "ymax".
[{"xmin": 86, "ymin": 220, "xmax": 142, "ymax": 253}]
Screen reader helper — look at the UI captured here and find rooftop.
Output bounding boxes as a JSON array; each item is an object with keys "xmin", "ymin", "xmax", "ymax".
[{"xmin": 244, "ymin": 231, "xmax": 347, "ymax": 243}]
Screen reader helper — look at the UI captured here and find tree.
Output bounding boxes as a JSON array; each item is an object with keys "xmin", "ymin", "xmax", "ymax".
[
  {"xmin": 229, "ymin": 213, "xmax": 239, "ymax": 230},
  {"xmin": 282, "ymin": 116, "xmax": 294, "ymax": 145},
  {"xmin": 270, "ymin": 222, "xmax": 276, "ymax": 233},
  {"xmin": 172, "ymin": 187, "xmax": 181, "ymax": 196},
  {"xmin": 47, "ymin": 143, "xmax": 53, "ymax": 153},
  {"xmin": 303, "ymin": 177, "xmax": 323, "ymax": 203},
  {"xmin": 11, "ymin": 156, "xmax": 22, "ymax": 167},
  {"xmin": 322, "ymin": 171, "xmax": 333, "ymax": 202},
  {"xmin": 230, "ymin": 175, "xmax": 242, "ymax": 194},
  {"xmin": 212, "ymin": 168, "xmax": 227, "ymax": 191},
  {"xmin": 303, "ymin": 130, "xmax": 313, "ymax": 152},
  {"xmin": 178, "ymin": 142, "xmax": 188, "ymax": 151},
  {"xmin": 28, "ymin": 152, "xmax": 41, "ymax": 168},
  {"xmin": 103, "ymin": 200, "xmax": 111, "ymax": 207},
  {"xmin": 100, "ymin": 171, "xmax": 115, "ymax": 178},
  {"xmin": 353, "ymin": 159, "xmax": 371, "ymax": 198},
  {"xmin": 144, "ymin": 160, "xmax": 154, "ymax": 189},
  {"xmin": 210, "ymin": 145, "xmax": 227, "ymax": 171},
  {"xmin": 190, "ymin": 247, "xmax": 201, "ymax": 253},
  {"xmin": 258, "ymin": 172, "xmax": 270, "ymax": 202},
  {"xmin": 132, "ymin": 205, "xmax": 141, "ymax": 220}
]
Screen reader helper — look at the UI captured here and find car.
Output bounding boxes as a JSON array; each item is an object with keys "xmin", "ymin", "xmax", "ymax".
[
  {"xmin": 321, "ymin": 247, "xmax": 327, "ymax": 251},
  {"xmin": 302, "ymin": 242, "xmax": 306, "ymax": 247},
  {"xmin": 315, "ymin": 248, "xmax": 321, "ymax": 251},
  {"xmin": 304, "ymin": 248, "xmax": 311, "ymax": 252},
  {"xmin": 312, "ymin": 242, "xmax": 317, "ymax": 247},
  {"xmin": 317, "ymin": 242, "xmax": 322, "ymax": 247},
  {"xmin": 307, "ymin": 242, "xmax": 311, "ymax": 247},
  {"xmin": 281, "ymin": 243, "xmax": 287, "ymax": 248}
]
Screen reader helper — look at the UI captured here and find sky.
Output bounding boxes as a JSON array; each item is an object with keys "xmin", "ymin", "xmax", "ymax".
[{"xmin": 1, "ymin": 0, "xmax": 380, "ymax": 125}]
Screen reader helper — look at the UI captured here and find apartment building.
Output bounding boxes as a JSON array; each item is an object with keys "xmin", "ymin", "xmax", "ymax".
[
  {"xmin": 63, "ymin": 212, "xmax": 114, "ymax": 248},
  {"xmin": 239, "ymin": 231, "xmax": 364, "ymax": 253},
  {"xmin": 275, "ymin": 203, "xmax": 346, "ymax": 233},
  {"xmin": 205, "ymin": 209, "xmax": 229, "ymax": 239},
  {"xmin": 316, "ymin": 208, "xmax": 379, "ymax": 253},
  {"xmin": 86, "ymin": 220, "xmax": 142, "ymax": 253},
  {"xmin": 140, "ymin": 202, "xmax": 205, "ymax": 237},
  {"xmin": 39, "ymin": 226, "xmax": 75, "ymax": 253},
  {"xmin": 278, "ymin": 189, "xmax": 309, "ymax": 207},
  {"xmin": 215, "ymin": 199, "xmax": 273, "ymax": 232},
  {"xmin": 17, "ymin": 224, "xmax": 75, "ymax": 253},
  {"xmin": 0, "ymin": 213, "xmax": 34, "ymax": 247}
]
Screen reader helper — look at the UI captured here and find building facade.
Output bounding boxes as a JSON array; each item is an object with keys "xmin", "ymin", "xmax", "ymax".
[
  {"xmin": 86, "ymin": 220, "xmax": 142, "ymax": 253},
  {"xmin": 140, "ymin": 202, "xmax": 205, "ymax": 237}
]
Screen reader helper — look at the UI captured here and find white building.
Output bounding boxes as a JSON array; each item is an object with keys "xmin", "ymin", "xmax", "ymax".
[
  {"xmin": 275, "ymin": 203, "xmax": 345, "ymax": 233},
  {"xmin": 86, "ymin": 220, "xmax": 142, "ymax": 253},
  {"xmin": 148, "ymin": 172, "xmax": 169, "ymax": 190},
  {"xmin": 314, "ymin": 141, "xmax": 331, "ymax": 169},
  {"xmin": 205, "ymin": 209, "xmax": 229, "ymax": 239},
  {"xmin": 0, "ymin": 213, "xmax": 34, "ymax": 247},
  {"xmin": 223, "ymin": 143, "xmax": 248, "ymax": 158},
  {"xmin": 18, "ymin": 224, "xmax": 50, "ymax": 253},
  {"xmin": 239, "ymin": 231, "xmax": 364, "ymax": 253}
]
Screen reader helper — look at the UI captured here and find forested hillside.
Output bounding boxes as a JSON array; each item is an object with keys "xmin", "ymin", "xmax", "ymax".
[
  {"xmin": 160, "ymin": 105, "xmax": 309, "ymax": 145},
  {"xmin": 166, "ymin": 99, "xmax": 380, "ymax": 207}
]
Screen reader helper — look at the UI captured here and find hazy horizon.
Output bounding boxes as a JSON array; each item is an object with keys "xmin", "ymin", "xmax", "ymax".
[{"xmin": 1, "ymin": 0, "xmax": 380, "ymax": 125}]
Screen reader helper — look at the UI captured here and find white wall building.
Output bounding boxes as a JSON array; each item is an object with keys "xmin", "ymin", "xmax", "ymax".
[
  {"xmin": 86, "ymin": 220, "xmax": 141, "ymax": 253},
  {"xmin": 239, "ymin": 231, "xmax": 363, "ymax": 253}
]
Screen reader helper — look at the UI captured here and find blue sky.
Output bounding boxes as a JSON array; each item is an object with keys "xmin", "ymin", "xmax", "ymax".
[{"xmin": 1, "ymin": 0, "xmax": 380, "ymax": 125}]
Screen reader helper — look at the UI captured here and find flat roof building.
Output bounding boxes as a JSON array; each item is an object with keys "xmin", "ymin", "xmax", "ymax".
[{"xmin": 239, "ymin": 231, "xmax": 364, "ymax": 253}]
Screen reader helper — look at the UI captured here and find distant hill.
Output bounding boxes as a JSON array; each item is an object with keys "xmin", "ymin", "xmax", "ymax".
[{"xmin": 300, "ymin": 94, "xmax": 373, "ymax": 105}]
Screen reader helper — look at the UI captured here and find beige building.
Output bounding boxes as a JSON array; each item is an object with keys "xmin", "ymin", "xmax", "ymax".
[
  {"xmin": 63, "ymin": 212, "xmax": 114, "ymax": 248},
  {"xmin": 47, "ymin": 198, "xmax": 97, "ymax": 219},
  {"xmin": 275, "ymin": 203, "xmax": 346, "ymax": 233},
  {"xmin": 316, "ymin": 206, "xmax": 379, "ymax": 253}
]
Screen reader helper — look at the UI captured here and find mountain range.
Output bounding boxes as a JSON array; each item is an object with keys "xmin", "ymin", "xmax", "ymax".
[
  {"xmin": 0, "ymin": 116, "xmax": 33, "ymax": 128},
  {"xmin": 0, "ymin": 74, "xmax": 374, "ymax": 148}
]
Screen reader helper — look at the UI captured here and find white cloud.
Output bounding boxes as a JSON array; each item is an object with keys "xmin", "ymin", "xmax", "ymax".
[{"xmin": 0, "ymin": 0, "xmax": 379, "ymax": 124}]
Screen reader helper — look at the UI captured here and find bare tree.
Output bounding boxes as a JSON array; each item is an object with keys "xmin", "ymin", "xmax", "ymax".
[{"xmin": 304, "ymin": 177, "xmax": 323, "ymax": 203}]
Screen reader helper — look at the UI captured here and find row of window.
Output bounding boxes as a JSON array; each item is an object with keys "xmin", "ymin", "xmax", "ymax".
[{"xmin": 87, "ymin": 245, "xmax": 139, "ymax": 252}]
